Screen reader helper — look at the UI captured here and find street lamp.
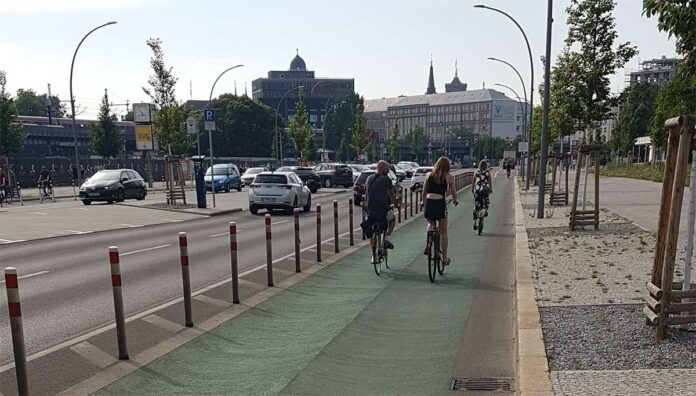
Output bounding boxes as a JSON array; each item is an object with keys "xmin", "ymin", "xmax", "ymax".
[
  {"xmin": 494, "ymin": 82, "xmax": 528, "ymax": 179},
  {"xmin": 275, "ymin": 85, "xmax": 305, "ymax": 166},
  {"xmin": 69, "ymin": 21, "xmax": 117, "ymax": 187},
  {"xmin": 206, "ymin": 64, "xmax": 243, "ymax": 208},
  {"xmin": 475, "ymin": 4, "xmax": 534, "ymax": 190}
]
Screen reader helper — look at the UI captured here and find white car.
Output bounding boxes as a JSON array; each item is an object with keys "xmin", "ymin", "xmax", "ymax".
[
  {"xmin": 399, "ymin": 161, "xmax": 420, "ymax": 169},
  {"xmin": 410, "ymin": 166, "xmax": 433, "ymax": 191},
  {"xmin": 248, "ymin": 172, "xmax": 312, "ymax": 214},
  {"xmin": 349, "ymin": 164, "xmax": 368, "ymax": 182},
  {"xmin": 241, "ymin": 167, "xmax": 266, "ymax": 186}
]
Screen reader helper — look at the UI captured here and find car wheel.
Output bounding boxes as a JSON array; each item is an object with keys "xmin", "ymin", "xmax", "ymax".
[
  {"xmin": 250, "ymin": 205, "xmax": 259, "ymax": 215},
  {"xmin": 303, "ymin": 194, "xmax": 312, "ymax": 212},
  {"xmin": 114, "ymin": 188, "xmax": 125, "ymax": 202},
  {"xmin": 324, "ymin": 178, "xmax": 332, "ymax": 188},
  {"xmin": 136, "ymin": 189, "xmax": 146, "ymax": 200},
  {"xmin": 310, "ymin": 187, "xmax": 318, "ymax": 194},
  {"xmin": 225, "ymin": 182, "xmax": 231, "ymax": 193},
  {"xmin": 237, "ymin": 184, "xmax": 242, "ymax": 192},
  {"xmin": 107, "ymin": 200, "xmax": 114, "ymax": 204},
  {"xmin": 82, "ymin": 200, "xmax": 92, "ymax": 206}
]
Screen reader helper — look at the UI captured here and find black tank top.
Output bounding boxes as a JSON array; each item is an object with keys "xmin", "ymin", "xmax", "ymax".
[{"xmin": 426, "ymin": 174, "xmax": 447, "ymax": 196}]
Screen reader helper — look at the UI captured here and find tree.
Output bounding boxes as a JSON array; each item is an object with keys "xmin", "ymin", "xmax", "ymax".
[
  {"xmin": 287, "ymin": 90, "xmax": 313, "ymax": 162},
  {"xmin": 529, "ymin": 105, "xmax": 544, "ymax": 154},
  {"xmin": 548, "ymin": 48, "xmax": 582, "ymax": 141},
  {"xmin": 90, "ymin": 90, "xmax": 122, "ymax": 161},
  {"xmin": 350, "ymin": 100, "xmax": 369, "ymax": 161},
  {"xmin": 650, "ymin": 68, "xmax": 696, "ymax": 152},
  {"xmin": 15, "ymin": 89, "xmax": 66, "ymax": 118},
  {"xmin": 142, "ymin": 37, "xmax": 191, "ymax": 155},
  {"xmin": 564, "ymin": 0, "xmax": 638, "ymax": 141},
  {"xmin": 388, "ymin": 123, "xmax": 400, "ymax": 163},
  {"xmin": 408, "ymin": 125, "xmax": 424, "ymax": 161},
  {"xmin": 644, "ymin": 0, "xmax": 696, "ymax": 82},
  {"xmin": 0, "ymin": 71, "xmax": 24, "ymax": 160},
  {"xmin": 611, "ymin": 82, "xmax": 658, "ymax": 155}
]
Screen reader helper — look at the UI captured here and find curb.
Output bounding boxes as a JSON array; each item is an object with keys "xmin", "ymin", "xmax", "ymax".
[{"xmin": 514, "ymin": 177, "xmax": 554, "ymax": 395}]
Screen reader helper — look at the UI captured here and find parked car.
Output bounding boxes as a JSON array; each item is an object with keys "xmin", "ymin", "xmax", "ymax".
[
  {"xmin": 248, "ymin": 172, "xmax": 312, "ymax": 214},
  {"xmin": 367, "ymin": 163, "xmax": 401, "ymax": 187},
  {"xmin": 396, "ymin": 163, "xmax": 414, "ymax": 178},
  {"xmin": 399, "ymin": 161, "xmax": 420, "ymax": 169},
  {"xmin": 240, "ymin": 167, "xmax": 266, "ymax": 186},
  {"xmin": 313, "ymin": 163, "xmax": 353, "ymax": 188},
  {"xmin": 205, "ymin": 163, "xmax": 241, "ymax": 192},
  {"xmin": 276, "ymin": 166, "xmax": 321, "ymax": 193},
  {"xmin": 410, "ymin": 166, "xmax": 433, "ymax": 191},
  {"xmin": 348, "ymin": 164, "xmax": 368, "ymax": 183},
  {"xmin": 353, "ymin": 170, "xmax": 375, "ymax": 205},
  {"xmin": 393, "ymin": 166, "xmax": 406, "ymax": 182},
  {"xmin": 79, "ymin": 169, "xmax": 147, "ymax": 205}
]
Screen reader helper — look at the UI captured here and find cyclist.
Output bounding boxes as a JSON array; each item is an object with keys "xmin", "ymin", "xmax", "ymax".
[
  {"xmin": 472, "ymin": 160, "xmax": 493, "ymax": 229},
  {"xmin": 37, "ymin": 166, "xmax": 51, "ymax": 196},
  {"xmin": 505, "ymin": 161, "xmax": 511, "ymax": 178},
  {"xmin": 422, "ymin": 156, "xmax": 458, "ymax": 266},
  {"xmin": 0, "ymin": 168, "xmax": 7, "ymax": 203},
  {"xmin": 362, "ymin": 160, "xmax": 396, "ymax": 264}
]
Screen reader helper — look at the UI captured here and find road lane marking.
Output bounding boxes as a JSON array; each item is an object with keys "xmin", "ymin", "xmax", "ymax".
[
  {"xmin": 271, "ymin": 220, "xmax": 289, "ymax": 225},
  {"xmin": 77, "ymin": 208, "xmax": 91, "ymax": 211},
  {"xmin": 0, "ymin": 239, "xmax": 26, "ymax": 244},
  {"xmin": 0, "ymin": 270, "xmax": 50, "ymax": 284},
  {"xmin": 142, "ymin": 314, "xmax": 185, "ymax": 333},
  {"xmin": 70, "ymin": 341, "xmax": 118, "ymax": 369},
  {"xmin": 120, "ymin": 244, "xmax": 171, "ymax": 256},
  {"xmin": 209, "ymin": 229, "xmax": 243, "ymax": 238},
  {"xmin": 64, "ymin": 229, "xmax": 93, "ymax": 235},
  {"xmin": 119, "ymin": 223, "xmax": 143, "ymax": 228},
  {"xmin": 34, "ymin": 212, "xmax": 47, "ymax": 215}
]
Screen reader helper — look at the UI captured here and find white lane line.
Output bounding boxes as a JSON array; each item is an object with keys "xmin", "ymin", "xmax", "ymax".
[
  {"xmin": 34, "ymin": 212, "xmax": 47, "ymax": 215},
  {"xmin": 64, "ymin": 229, "xmax": 93, "ymax": 235},
  {"xmin": 209, "ymin": 229, "xmax": 243, "ymax": 238},
  {"xmin": 77, "ymin": 208, "xmax": 91, "ymax": 211},
  {"xmin": 119, "ymin": 223, "xmax": 143, "ymax": 228},
  {"xmin": 271, "ymin": 220, "xmax": 289, "ymax": 225},
  {"xmin": 0, "ymin": 271, "xmax": 50, "ymax": 284},
  {"xmin": 0, "ymin": 239, "xmax": 26, "ymax": 244},
  {"xmin": 120, "ymin": 244, "xmax": 171, "ymax": 257}
]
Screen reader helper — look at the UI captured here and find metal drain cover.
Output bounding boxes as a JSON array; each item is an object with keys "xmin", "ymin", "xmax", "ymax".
[{"xmin": 450, "ymin": 377, "xmax": 514, "ymax": 392}]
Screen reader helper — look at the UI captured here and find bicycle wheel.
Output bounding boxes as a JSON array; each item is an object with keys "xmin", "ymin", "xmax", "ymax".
[
  {"xmin": 478, "ymin": 214, "xmax": 484, "ymax": 235},
  {"xmin": 6, "ymin": 189, "xmax": 13, "ymax": 204},
  {"xmin": 437, "ymin": 232, "xmax": 445, "ymax": 275},
  {"xmin": 382, "ymin": 232, "xmax": 390, "ymax": 269},
  {"xmin": 373, "ymin": 234, "xmax": 382, "ymax": 276},
  {"xmin": 427, "ymin": 232, "xmax": 437, "ymax": 282}
]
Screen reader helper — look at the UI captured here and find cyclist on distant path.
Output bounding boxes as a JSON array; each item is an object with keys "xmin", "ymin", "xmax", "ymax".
[
  {"xmin": 422, "ymin": 156, "xmax": 458, "ymax": 266},
  {"xmin": 472, "ymin": 160, "xmax": 493, "ymax": 229},
  {"xmin": 361, "ymin": 160, "xmax": 396, "ymax": 264},
  {"xmin": 38, "ymin": 166, "xmax": 51, "ymax": 196}
]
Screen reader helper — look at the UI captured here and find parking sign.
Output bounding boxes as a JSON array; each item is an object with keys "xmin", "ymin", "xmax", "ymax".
[{"xmin": 204, "ymin": 109, "xmax": 216, "ymax": 131}]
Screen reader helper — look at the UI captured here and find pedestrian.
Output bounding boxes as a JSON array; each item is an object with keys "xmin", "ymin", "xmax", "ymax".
[{"xmin": 71, "ymin": 163, "xmax": 78, "ymax": 183}]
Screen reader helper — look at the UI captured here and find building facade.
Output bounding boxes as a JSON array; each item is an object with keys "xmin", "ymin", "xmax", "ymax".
[{"xmin": 628, "ymin": 56, "xmax": 678, "ymax": 87}]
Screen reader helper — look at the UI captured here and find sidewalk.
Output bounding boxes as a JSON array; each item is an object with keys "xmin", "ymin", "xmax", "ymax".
[{"xmin": 89, "ymin": 174, "xmax": 515, "ymax": 395}]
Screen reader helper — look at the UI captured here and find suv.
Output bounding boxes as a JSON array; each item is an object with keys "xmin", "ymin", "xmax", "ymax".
[
  {"xmin": 276, "ymin": 166, "xmax": 321, "ymax": 193},
  {"xmin": 313, "ymin": 163, "xmax": 353, "ymax": 188},
  {"xmin": 248, "ymin": 172, "xmax": 312, "ymax": 214},
  {"xmin": 205, "ymin": 163, "xmax": 242, "ymax": 192},
  {"xmin": 410, "ymin": 166, "xmax": 433, "ymax": 191}
]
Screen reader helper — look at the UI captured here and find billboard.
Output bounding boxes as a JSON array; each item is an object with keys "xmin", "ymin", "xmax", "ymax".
[
  {"xmin": 492, "ymin": 101, "xmax": 515, "ymax": 121},
  {"xmin": 135, "ymin": 124, "xmax": 154, "ymax": 150}
]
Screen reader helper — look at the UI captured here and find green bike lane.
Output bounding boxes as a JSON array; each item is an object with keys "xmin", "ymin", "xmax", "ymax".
[{"xmin": 98, "ymin": 173, "xmax": 513, "ymax": 395}]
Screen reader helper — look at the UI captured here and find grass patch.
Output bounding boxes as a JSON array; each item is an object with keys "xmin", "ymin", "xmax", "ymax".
[{"xmin": 600, "ymin": 162, "xmax": 692, "ymax": 186}]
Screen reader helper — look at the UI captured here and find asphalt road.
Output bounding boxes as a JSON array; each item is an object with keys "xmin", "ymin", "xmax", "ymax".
[{"xmin": 0, "ymin": 190, "xmax": 362, "ymax": 365}]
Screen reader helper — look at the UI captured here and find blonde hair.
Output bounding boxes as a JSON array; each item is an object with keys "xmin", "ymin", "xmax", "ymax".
[{"xmin": 432, "ymin": 156, "xmax": 450, "ymax": 184}]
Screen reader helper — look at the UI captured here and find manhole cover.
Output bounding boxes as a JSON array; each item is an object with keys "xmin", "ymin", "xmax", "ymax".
[{"xmin": 450, "ymin": 377, "xmax": 514, "ymax": 392}]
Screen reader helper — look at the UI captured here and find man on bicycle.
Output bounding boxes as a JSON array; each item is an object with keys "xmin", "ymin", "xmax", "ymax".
[
  {"xmin": 472, "ymin": 160, "xmax": 492, "ymax": 229},
  {"xmin": 38, "ymin": 166, "xmax": 51, "ymax": 196},
  {"xmin": 362, "ymin": 160, "xmax": 396, "ymax": 264}
]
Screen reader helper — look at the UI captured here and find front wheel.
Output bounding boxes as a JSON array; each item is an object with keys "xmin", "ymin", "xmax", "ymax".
[
  {"xmin": 303, "ymin": 194, "xmax": 312, "ymax": 212},
  {"xmin": 82, "ymin": 199, "xmax": 92, "ymax": 205},
  {"xmin": 324, "ymin": 178, "xmax": 332, "ymax": 188},
  {"xmin": 115, "ymin": 188, "xmax": 125, "ymax": 202},
  {"xmin": 427, "ymin": 233, "xmax": 437, "ymax": 282}
]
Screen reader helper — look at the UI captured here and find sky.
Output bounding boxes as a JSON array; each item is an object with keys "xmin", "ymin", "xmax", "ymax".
[{"xmin": 0, "ymin": 0, "xmax": 676, "ymax": 119}]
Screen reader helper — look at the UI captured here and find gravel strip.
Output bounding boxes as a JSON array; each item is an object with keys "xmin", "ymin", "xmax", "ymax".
[
  {"xmin": 541, "ymin": 304, "xmax": 696, "ymax": 371},
  {"xmin": 553, "ymin": 369, "xmax": 696, "ymax": 396}
]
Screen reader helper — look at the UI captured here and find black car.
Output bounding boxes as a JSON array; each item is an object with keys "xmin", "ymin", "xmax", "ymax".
[
  {"xmin": 313, "ymin": 163, "xmax": 353, "ymax": 188},
  {"xmin": 276, "ymin": 166, "xmax": 321, "ymax": 193},
  {"xmin": 79, "ymin": 169, "xmax": 147, "ymax": 205}
]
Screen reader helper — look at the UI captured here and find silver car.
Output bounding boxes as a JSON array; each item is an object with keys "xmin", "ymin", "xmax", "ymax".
[
  {"xmin": 241, "ymin": 167, "xmax": 266, "ymax": 186},
  {"xmin": 248, "ymin": 172, "xmax": 312, "ymax": 214},
  {"xmin": 410, "ymin": 166, "xmax": 433, "ymax": 191}
]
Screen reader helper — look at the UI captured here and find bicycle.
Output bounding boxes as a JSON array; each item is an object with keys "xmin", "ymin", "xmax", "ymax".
[
  {"xmin": 0, "ymin": 185, "xmax": 9, "ymax": 206},
  {"xmin": 39, "ymin": 181, "xmax": 54, "ymax": 204},
  {"xmin": 425, "ymin": 219, "xmax": 446, "ymax": 282},
  {"xmin": 473, "ymin": 191, "xmax": 489, "ymax": 236},
  {"xmin": 370, "ymin": 222, "xmax": 390, "ymax": 276}
]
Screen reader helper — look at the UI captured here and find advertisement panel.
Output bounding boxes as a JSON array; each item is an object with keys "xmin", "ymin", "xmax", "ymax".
[{"xmin": 135, "ymin": 124, "xmax": 154, "ymax": 150}]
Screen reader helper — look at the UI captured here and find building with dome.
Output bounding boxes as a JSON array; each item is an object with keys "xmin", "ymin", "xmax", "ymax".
[{"xmin": 251, "ymin": 51, "xmax": 354, "ymax": 134}]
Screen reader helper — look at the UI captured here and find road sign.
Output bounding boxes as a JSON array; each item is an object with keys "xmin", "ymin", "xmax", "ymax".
[
  {"xmin": 135, "ymin": 124, "xmax": 154, "ymax": 150},
  {"xmin": 204, "ymin": 109, "xmax": 216, "ymax": 131},
  {"xmin": 133, "ymin": 103, "xmax": 152, "ymax": 123},
  {"xmin": 518, "ymin": 141, "xmax": 529, "ymax": 153},
  {"xmin": 186, "ymin": 116, "xmax": 198, "ymax": 135}
]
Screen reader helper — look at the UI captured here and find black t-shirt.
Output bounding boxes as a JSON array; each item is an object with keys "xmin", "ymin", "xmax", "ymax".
[
  {"xmin": 39, "ymin": 169, "xmax": 50, "ymax": 181},
  {"xmin": 366, "ymin": 173, "xmax": 393, "ymax": 219}
]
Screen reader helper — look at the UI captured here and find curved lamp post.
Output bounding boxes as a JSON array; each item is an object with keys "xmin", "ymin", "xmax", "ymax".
[
  {"xmin": 475, "ymin": 4, "xmax": 534, "ymax": 190},
  {"xmin": 275, "ymin": 85, "xmax": 305, "ymax": 166},
  {"xmin": 206, "ymin": 64, "xmax": 243, "ymax": 208},
  {"xmin": 495, "ymin": 83, "xmax": 528, "ymax": 178},
  {"xmin": 69, "ymin": 21, "xmax": 117, "ymax": 187}
]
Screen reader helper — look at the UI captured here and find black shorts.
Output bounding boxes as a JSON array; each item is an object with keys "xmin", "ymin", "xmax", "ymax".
[{"xmin": 424, "ymin": 198, "xmax": 446, "ymax": 221}]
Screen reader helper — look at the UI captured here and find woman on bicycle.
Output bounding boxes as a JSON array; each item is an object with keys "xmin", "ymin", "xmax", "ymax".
[
  {"xmin": 472, "ymin": 160, "xmax": 493, "ymax": 229},
  {"xmin": 422, "ymin": 156, "xmax": 458, "ymax": 265}
]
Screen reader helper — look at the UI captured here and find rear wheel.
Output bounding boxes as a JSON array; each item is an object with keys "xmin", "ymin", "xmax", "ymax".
[
  {"xmin": 237, "ymin": 183, "xmax": 242, "ymax": 192},
  {"xmin": 324, "ymin": 178, "xmax": 332, "ymax": 188},
  {"xmin": 437, "ymin": 235, "xmax": 445, "ymax": 275},
  {"xmin": 427, "ymin": 232, "xmax": 437, "ymax": 282},
  {"xmin": 136, "ymin": 188, "xmax": 146, "ymax": 200},
  {"xmin": 115, "ymin": 188, "xmax": 125, "ymax": 202},
  {"xmin": 250, "ymin": 205, "xmax": 259, "ymax": 215},
  {"xmin": 82, "ymin": 199, "xmax": 92, "ymax": 205},
  {"xmin": 373, "ymin": 234, "xmax": 382, "ymax": 276},
  {"xmin": 383, "ymin": 233, "xmax": 389, "ymax": 269}
]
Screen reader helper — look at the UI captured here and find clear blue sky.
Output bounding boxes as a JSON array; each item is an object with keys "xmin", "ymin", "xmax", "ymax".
[{"xmin": 0, "ymin": 0, "xmax": 675, "ymax": 118}]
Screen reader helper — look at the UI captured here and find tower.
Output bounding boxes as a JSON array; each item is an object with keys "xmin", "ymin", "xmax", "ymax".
[
  {"xmin": 426, "ymin": 55, "xmax": 436, "ymax": 95},
  {"xmin": 445, "ymin": 59, "xmax": 467, "ymax": 93}
]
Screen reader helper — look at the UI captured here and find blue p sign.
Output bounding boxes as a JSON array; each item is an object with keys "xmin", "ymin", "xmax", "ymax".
[{"xmin": 204, "ymin": 109, "xmax": 215, "ymax": 122}]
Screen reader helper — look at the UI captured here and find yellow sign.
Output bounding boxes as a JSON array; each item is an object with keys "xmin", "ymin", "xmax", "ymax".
[{"xmin": 135, "ymin": 125, "xmax": 154, "ymax": 150}]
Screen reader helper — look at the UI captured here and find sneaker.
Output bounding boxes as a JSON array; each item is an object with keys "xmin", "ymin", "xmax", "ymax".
[
  {"xmin": 444, "ymin": 257, "xmax": 451, "ymax": 266},
  {"xmin": 385, "ymin": 239, "xmax": 395, "ymax": 249},
  {"xmin": 371, "ymin": 256, "xmax": 378, "ymax": 264}
]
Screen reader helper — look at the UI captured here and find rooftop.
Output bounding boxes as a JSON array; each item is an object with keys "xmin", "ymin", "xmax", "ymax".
[{"xmin": 364, "ymin": 89, "xmax": 514, "ymax": 112}]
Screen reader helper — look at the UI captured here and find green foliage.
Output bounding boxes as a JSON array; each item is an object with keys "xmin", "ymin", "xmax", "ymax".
[
  {"xmin": 407, "ymin": 125, "xmax": 424, "ymax": 161},
  {"xmin": 549, "ymin": 48, "xmax": 582, "ymax": 140},
  {"xmin": 322, "ymin": 98, "xmax": 351, "ymax": 150},
  {"xmin": 0, "ymin": 71, "xmax": 23, "ymax": 157},
  {"xmin": 565, "ymin": 0, "xmax": 638, "ymax": 140},
  {"xmin": 611, "ymin": 82, "xmax": 658, "ymax": 154},
  {"xmin": 287, "ymin": 90, "xmax": 313, "ymax": 161},
  {"xmin": 644, "ymin": 0, "xmax": 696, "ymax": 81},
  {"xmin": 650, "ymin": 68, "xmax": 696, "ymax": 149},
  {"xmin": 201, "ymin": 94, "xmax": 277, "ymax": 157},
  {"xmin": 530, "ymin": 105, "xmax": 544, "ymax": 154},
  {"xmin": 337, "ymin": 136, "xmax": 346, "ymax": 162},
  {"xmin": 473, "ymin": 135, "xmax": 508, "ymax": 160},
  {"xmin": 15, "ymin": 88, "xmax": 66, "ymax": 118},
  {"xmin": 388, "ymin": 123, "xmax": 399, "ymax": 163},
  {"xmin": 350, "ymin": 99, "xmax": 369, "ymax": 161},
  {"xmin": 89, "ymin": 90, "xmax": 122, "ymax": 160}
]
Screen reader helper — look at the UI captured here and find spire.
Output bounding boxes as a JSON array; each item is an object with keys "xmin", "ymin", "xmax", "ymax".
[
  {"xmin": 426, "ymin": 55, "xmax": 436, "ymax": 95},
  {"xmin": 455, "ymin": 59, "xmax": 458, "ymax": 78}
]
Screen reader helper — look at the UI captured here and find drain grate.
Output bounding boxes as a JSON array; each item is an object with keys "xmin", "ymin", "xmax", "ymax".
[{"xmin": 450, "ymin": 377, "xmax": 514, "ymax": 392}]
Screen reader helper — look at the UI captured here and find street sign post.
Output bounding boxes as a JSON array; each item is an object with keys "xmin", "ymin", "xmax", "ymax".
[
  {"xmin": 205, "ymin": 109, "xmax": 217, "ymax": 208},
  {"xmin": 518, "ymin": 142, "xmax": 529, "ymax": 153},
  {"xmin": 187, "ymin": 116, "xmax": 200, "ymax": 157},
  {"xmin": 204, "ymin": 109, "xmax": 216, "ymax": 131}
]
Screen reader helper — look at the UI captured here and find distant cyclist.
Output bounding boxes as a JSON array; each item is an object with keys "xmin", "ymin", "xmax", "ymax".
[
  {"xmin": 362, "ymin": 160, "xmax": 396, "ymax": 264},
  {"xmin": 472, "ymin": 160, "xmax": 493, "ymax": 229},
  {"xmin": 422, "ymin": 156, "xmax": 458, "ymax": 266},
  {"xmin": 38, "ymin": 166, "xmax": 51, "ymax": 195}
]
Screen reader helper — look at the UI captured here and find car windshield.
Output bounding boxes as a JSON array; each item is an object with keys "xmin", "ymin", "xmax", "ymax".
[
  {"xmin": 205, "ymin": 164, "xmax": 233, "ymax": 176},
  {"xmin": 254, "ymin": 174, "xmax": 288, "ymax": 184},
  {"xmin": 88, "ymin": 170, "xmax": 120, "ymax": 182},
  {"xmin": 415, "ymin": 168, "xmax": 431, "ymax": 174},
  {"xmin": 245, "ymin": 168, "xmax": 264, "ymax": 175}
]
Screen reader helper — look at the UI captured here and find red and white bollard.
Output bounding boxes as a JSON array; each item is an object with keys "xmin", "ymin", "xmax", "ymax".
[
  {"xmin": 293, "ymin": 208, "xmax": 301, "ymax": 272},
  {"xmin": 333, "ymin": 200, "xmax": 339, "ymax": 253},
  {"xmin": 178, "ymin": 232, "xmax": 193, "ymax": 327},
  {"xmin": 348, "ymin": 198, "xmax": 354, "ymax": 246},
  {"xmin": 229, "ymin": 222, "xmax": 240, "ymax": 304},
  {"xmin": 108, "ymin": 246, "xmax": 129, "ymax": 360},
  {"xmin": 4, "ymin": 267, "xmax": 29, "ymax": 395},
  {"xmin": 265, "ymin": 214, "xmax": 274, "ymax": 287},
  {"xmin": 316, "ymin": 204, "xmax": 322, "ymax": 262}
]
